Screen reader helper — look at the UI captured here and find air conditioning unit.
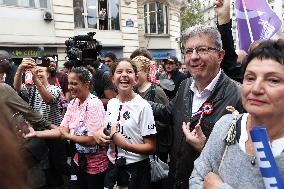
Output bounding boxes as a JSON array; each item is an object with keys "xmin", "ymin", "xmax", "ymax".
[{"xmin": 43, "ymin": 11, "xmax": 53, "ymax": 21}]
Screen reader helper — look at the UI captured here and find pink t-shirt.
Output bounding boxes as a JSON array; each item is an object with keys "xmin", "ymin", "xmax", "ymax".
[{"xmin": 61, "ymin": 94, "xmax": 108, "ymax": 174}]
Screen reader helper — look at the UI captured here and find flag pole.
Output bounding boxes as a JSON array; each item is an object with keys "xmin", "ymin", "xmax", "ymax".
[{"xmin": 241, "ymin": 0, "xmax": 254, "ymax": 44}]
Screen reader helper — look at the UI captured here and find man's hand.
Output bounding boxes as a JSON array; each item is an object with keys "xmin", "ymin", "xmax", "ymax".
[
  {"xmin": 214, "ymin": 0, "xmax": 230, "ymax": 25},
  {"xmin": 182, "ymin": 122, "xmax": 206, "ymax": 152},
  {"xmin": 93, "ymin": 127, "xmax": 111, "ymax": 145},
  {"xmin": 204, "ymin": 172, "xmax": 223, "ymax": 189},
  {"xmin": 23, "ymin": 126, "xmax": 37, "ymax": 139}
]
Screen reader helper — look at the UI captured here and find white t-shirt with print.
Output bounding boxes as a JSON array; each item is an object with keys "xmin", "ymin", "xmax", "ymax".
[{"xmin": 106, "ymin": 94, "xmax": 156, "ymax": 165}]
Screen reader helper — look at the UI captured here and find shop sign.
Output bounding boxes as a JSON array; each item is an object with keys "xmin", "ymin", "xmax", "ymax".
[
  {"xmin": 11, "ymin": 49, "xmax": 44, "ymax": 58},
  {"xmin": 149, "ymin": 49, "xmax": 176, "ymax": 60}
]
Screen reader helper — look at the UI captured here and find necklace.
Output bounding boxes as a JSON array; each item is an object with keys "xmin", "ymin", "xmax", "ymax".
[{"xmin": 246, "ymin": 114, "xmax": 257, "ymax": 166}]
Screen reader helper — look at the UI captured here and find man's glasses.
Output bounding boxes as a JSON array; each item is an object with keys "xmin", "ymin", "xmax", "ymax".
[{"xmin": 184, "ymin": 46, "xmax": 220, "ymax": 57}]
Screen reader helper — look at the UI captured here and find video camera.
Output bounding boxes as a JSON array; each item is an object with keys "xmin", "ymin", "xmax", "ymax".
[{"xmin": 65, "ymin": 32, "xmax": 102, "ymax": 67}]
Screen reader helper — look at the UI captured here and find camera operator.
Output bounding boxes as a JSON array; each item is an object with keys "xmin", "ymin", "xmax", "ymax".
[
  {"xmin": 62, "ymin": 61, "xmax": 74, "ymax": 74},
  {"xmin": 0, "ymin": 50, "xmax": 17, "ymax": 86},
  {"xmin": 65, "ymin": 32, "xmax": 115, "ymax": 108}
]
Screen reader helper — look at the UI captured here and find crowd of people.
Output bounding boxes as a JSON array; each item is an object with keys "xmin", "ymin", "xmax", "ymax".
[{"xmin": 1, "ymin": 0, "xmax": 284, "ymax": 189}]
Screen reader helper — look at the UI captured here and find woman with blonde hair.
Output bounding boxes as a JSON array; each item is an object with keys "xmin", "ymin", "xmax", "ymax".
[{"xmin": 132, "ymin": 56, "xmax": 170, "ymax": 188}]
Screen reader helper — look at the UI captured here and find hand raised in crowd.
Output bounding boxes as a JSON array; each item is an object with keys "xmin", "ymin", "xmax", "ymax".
[
  {"xmin": 18, "ymin": 58, "xmax": 36, "ymax": 71},
  {"xmin": 93, "ymin": 127, "xmax": 111, "ymax": 145},
  {"xmin": 204, "ymin": 172, "xmax": 224, "ymax": 189},
  {"xmin": 214, "ymin": 0, "xmax": 230, "ymax": 25},
  {"xmin": 31, "ymin": 66, "xmax": 40, "ymax": 80},
  {"xmin": 182, "ymin": 122, "xmax": 206, "ymax": 152}
]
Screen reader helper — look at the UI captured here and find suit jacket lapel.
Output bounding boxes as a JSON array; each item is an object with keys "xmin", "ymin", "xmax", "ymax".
[{"xmin": 183, "ymin": 78, "xmax": 193, "ymax": 123}]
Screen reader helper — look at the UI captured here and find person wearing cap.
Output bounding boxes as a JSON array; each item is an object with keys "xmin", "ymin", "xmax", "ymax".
[
  {"xmin": 0, "ymin": 50, "xmax": 11, "ymax": 82},
  {"xmin": 150, "ymin": 24, "xmax": 243, "ymax": 189},
  {"xmin": 0, "ymin": 50, "xmax": 17, "ymax": 86},
  {"xmin": 161, "ymin": 56, "xmax": 187, "ymax": 100}
]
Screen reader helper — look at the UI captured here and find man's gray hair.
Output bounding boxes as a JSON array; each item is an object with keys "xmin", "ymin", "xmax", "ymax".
[{"xmin": 181, "ymin": 25, "xmax": 222, "ymax": 50}]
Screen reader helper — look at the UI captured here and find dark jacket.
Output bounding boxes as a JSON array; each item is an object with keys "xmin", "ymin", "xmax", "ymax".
[
  {"xmin": 218, "ymin": 20, "xmax": 242, "ymax": 82},
  {"xmin": 150, "ymin": 71, "xmax": 244, "ymax": 189}
]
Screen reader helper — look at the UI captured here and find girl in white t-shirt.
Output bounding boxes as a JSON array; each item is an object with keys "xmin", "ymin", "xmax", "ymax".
[{"xmin": 102, "ymin": 58, "xmax": 157, "ymax": 189}]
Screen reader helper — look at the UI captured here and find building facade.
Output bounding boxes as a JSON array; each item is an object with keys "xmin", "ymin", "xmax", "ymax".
[
  {"xmin": 0, "ymin": 0, "xmax": 183, "ymax": 66},
  {"xmin": 137, "ymin": 0, "xmax": 184, "ymax": 62},
  {"xmin": 0, "ymin": 0, "xmax": 74, "ymax": 65},
  {"xmin": 199, "ymin": 0, "xmax": 215, "ymax": 27}
]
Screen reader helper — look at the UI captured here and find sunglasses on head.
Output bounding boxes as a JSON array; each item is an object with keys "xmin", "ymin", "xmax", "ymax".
[{"xmin": 0, "ymin": 58, "xmax": 11, "ymax": 63}]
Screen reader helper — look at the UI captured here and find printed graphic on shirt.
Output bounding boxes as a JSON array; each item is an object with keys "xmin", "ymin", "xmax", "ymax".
[
  {"xmin": 74, "ymin": 123, "xmax": 100, "ymax": 154},
  {"xmin": 106, "ymin": 95, "xmax": 156, "ymax": 165},
  {"xmin": 60, "ymin": 94, "xmax": 108, "ymax": 174}
]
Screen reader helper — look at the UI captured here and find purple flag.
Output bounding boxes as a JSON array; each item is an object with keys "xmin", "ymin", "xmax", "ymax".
[{"xmin": 235, "ymin": 0, "xmax": 282, "ymax": 52}]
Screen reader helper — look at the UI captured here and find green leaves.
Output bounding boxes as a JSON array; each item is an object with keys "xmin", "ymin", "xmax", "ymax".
[{"xmin": 181, "ymin": 0, "xmax": 203, "ymax": 31}]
